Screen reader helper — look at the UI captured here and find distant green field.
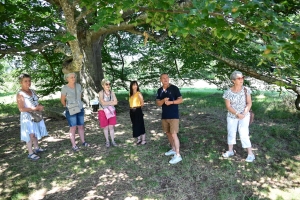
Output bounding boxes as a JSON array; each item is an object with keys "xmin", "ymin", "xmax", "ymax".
[{"xmin": 0, "ymin": 92, "xmax": 15, "ymax": 97}]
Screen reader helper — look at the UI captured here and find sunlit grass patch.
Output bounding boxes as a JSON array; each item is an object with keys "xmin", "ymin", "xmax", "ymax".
[{"xmin": 0, "ymin": 88, "xmax": 300, "ymax": 199}]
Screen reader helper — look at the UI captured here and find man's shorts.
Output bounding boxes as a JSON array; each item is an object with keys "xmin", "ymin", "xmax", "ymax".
[{"xmin": 162, "ymin": 119, "xmax": 179, "ymax": 134}]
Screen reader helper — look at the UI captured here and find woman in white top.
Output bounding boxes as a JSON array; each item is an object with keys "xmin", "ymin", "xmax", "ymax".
[
  {"xmin": 16, "ymin": 73, "xmax": 48, "ymax": 161},
  {"xmin": 61, "ymin": 72, "xmax": 89, "ymax": 151},
  {"xmin": 222, "ymin": 71, "xmax": 255, "ymax": 162},
  {"xmin": 98, "ymin": 79, "xmax": 118, "ymax": 147}
]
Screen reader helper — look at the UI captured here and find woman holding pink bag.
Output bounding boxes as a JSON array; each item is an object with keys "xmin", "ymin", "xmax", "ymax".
[{"xmin": 98, "ymin": 79, "xmax": 118, "ymax": 147}]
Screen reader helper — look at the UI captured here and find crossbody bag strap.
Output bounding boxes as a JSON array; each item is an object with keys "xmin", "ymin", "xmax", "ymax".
[
  {"xmin": 67, "ymin": 84, "xmax": 78, "ymax": 106},
  {"xmin": 99, "ymin": 90, "xmax": 104, "ymax": 109},
  {"xmin": 244, "ymin": 87, "xmax": 247, "ymax": 104},
  {"xmin": 75, "ymin": 83, "xmax": 77, "ymax": 101},
  {"xmin": 100, "ymin": 90, "xmax": 112, "ymax": 109}
]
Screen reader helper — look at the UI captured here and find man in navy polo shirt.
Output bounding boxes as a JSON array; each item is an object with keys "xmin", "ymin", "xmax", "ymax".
[{"xmin": 156, "ymin": 73, "xmax": 183, "ymax": 164}]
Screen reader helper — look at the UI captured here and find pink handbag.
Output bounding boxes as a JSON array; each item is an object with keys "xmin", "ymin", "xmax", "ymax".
[{"xmin": 103, "ymin": 106, "xmax": 115, "ymax": 119}]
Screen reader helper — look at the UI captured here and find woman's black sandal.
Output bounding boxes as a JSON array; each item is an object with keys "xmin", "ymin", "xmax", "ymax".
[
  {"xmin": 28, "ymin": 153, "xmax": 40, "ymax": 161},
  {"xmin": 136, "ymin": 140, "xmax": 142, "ymax": 145}
]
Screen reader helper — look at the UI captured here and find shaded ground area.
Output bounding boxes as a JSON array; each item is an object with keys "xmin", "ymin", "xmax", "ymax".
[{"xmin": 0, "ymin": 99, "xmax": 300, "ymax": 199}]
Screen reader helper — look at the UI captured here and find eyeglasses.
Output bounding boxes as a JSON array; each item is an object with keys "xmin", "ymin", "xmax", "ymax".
[
  {"xmin": 236, "ymin": 77, "xmax": 244, "ymax": 80},
  {"xmin": 105, "ymin": 83, "xmax": 110, "ymax": 86}
]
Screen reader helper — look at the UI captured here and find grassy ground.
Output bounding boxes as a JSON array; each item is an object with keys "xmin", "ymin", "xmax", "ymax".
[{"xmin": 0, "ymin": 89, "xmax": 300, "ymax": 200}]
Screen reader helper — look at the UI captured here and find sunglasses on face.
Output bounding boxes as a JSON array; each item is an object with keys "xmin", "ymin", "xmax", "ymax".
[
  {"xmin": 105, "ymin": 83, "xmax": 110, "ymax": 86},
  {"xmin": 236, "ymin": 77, "xmax": 244, "ymax": 80}
]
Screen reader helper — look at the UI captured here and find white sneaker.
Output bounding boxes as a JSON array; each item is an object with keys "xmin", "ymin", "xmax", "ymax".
[
  {"xmin": 169, "ymin": 155, "xmax": 182, "ymax": 164},
  {"xmin": 165, "ymin": 149, "xmax": 176, "ymax": 156},
  {"xmin": 222, "ymin": 151, "xmax": 234, "ymax": 158},
  {"xmin": 245, "ymin": 154, "xmax": 255, "ymax": 162}
]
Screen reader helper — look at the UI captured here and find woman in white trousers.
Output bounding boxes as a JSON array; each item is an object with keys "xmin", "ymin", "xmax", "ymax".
[{"xmin": 222, "ymin": 71, "xmax": 255, "ymax": 162}]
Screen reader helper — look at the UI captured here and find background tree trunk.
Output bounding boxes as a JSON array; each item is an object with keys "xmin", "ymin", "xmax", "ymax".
[{"xmin": 79, "ymin": 34, "xmax": 107, "ymax": 105}]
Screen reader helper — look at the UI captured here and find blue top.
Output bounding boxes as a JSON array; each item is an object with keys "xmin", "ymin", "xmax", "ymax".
[{"xmin": 156, "ymin": 84, "xmax": 182, "ymax": 119}]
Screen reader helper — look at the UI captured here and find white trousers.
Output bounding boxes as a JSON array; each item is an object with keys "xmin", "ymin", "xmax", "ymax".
[{"xmin": 227, "ymin": 114, "xmax": 252, "ymax": 148}]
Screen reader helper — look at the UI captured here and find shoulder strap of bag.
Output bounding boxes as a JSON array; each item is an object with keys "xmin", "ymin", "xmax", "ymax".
[
  {"xmin": 65, "ymin": 84, "xmax": 78, "ymax": 105},
  {"xmin": 75, "ymin": 83, "xmax": 77, "ymax": 101},
  {"xmin": 244, "ymin": 87, "xmax": 247, "ymax": 103},
  {"xmin": 100, "ymin": 90, "xmax": 112, "ymax": 109}
]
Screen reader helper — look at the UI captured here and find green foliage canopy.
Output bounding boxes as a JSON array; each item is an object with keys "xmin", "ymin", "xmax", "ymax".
[{"xmin": 0, "ymin": 0, "xmax": 299, "ymax": 97}]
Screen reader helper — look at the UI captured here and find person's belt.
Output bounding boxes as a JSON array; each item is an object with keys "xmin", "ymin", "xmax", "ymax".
[{"xmin": 130, "ymin": 106, "xmax": 141, "ymax": 109}]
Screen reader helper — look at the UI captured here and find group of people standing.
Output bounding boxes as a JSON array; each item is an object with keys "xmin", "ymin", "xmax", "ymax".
[{"xmin": 16, "ymin": 70, "xmax": 255, "ymax": 164}]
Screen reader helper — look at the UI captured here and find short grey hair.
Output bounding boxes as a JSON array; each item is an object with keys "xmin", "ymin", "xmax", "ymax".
[
  {"xmin": 101, "ymin": 79, "xmax": 110, "ymax": 86},
  {"xmin": 230, "ymin": 71, "xmax": 243, "ymax": 80},
  {"xmin": 64, "ymin": 72, "xmax": 76, "ymax": 82}
]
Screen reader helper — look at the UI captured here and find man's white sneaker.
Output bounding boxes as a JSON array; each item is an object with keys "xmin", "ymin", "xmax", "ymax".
[
  {"xmin": 245, "ymin": 154, "xmax": 255, "ymax": 162},
  {"xmin": 169, "ymin": 155, "xmax": 182, "ymax": 164},
  {"xmin": 165, "ymin": 149, "xmax": 176, "ymax": 156},
  {"xmin": 222, "ymin": 151, "xmax": 234, "ymax": 158}
]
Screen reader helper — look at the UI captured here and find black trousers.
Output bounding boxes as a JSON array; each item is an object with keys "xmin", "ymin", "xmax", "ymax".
[{"xmin": 130, "ymin": 107, "xmax": 146, "ymax": 138}]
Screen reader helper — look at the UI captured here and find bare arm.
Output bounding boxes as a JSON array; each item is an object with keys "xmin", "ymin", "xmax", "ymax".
[
  {"xmin": 99, "ymin": 91, "xmax": 118, "ymax": 106},
  {"xmin": 111, "ymin": 92, "xmax": 118, "ymax": 106},
  {"xmin": 165, "ymin": 96, "xmax": 183, "ymax": 106},
  {"xmin": 242, "ymin": 94, "xmax": 252, "ymax": 115},
  {"xmin": 17, "ymin": 93, "xmax": 43, "ymax": 112},
  {"xmin": 138, "ymin": 92, "xmax": 144, "ymax": 107},
  {"xmin": 156, "ymin": 98, "xmax": 166, "ymax": 106},
  {"xmin": 61, "ymin": 94, "xmax": 66, "ymax": 107},
  {"xmin": 225, "ymin": 99, "xmax": 245, "ymax": 119}
]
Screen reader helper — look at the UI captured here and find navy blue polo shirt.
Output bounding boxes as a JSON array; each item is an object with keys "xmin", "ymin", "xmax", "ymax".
[{"xmin": 156, "ymin": 84, "xmax": 182, "ymax": 119}]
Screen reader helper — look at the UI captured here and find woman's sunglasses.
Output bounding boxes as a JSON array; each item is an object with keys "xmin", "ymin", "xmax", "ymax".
[
  {"xmin": 105, "ymin": 83, "xmax": 110, "ymax": 86},
  {"xmin": 236, "ymin": 77, "xmax": 244, "ymax": 80}
]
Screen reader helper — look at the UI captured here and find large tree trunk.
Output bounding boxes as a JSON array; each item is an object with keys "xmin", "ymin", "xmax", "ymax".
[{"xmin": 79, "ymin": 32, "xmax": 107, "ymax": 105}]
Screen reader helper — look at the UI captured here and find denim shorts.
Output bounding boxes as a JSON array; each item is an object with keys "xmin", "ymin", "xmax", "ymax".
[{"xmin": 65, "ymin": 108, "xmax": 84, "ymax": 127}]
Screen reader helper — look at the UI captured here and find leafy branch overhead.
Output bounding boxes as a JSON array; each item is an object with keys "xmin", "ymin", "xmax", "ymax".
[{"xmin": 0, "ymin": 0, "xmax": 300, "ymax": 106}]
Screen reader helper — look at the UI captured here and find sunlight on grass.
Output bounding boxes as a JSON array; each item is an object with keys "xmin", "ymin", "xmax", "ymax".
[
  {"xmin": 256, "ymin": 94, "xmax": 266, "ymax": 99},
  {"xmin": 124, "ymin": 197, "xmax": 139, "ymax": 200},
  {"xmin": 268, "ymin": 188, "xmax": 300, "ymax": 200},
  {"xmin": 47, "ymin": 181, "xmax": 75, "ymax": 195},
  {"xmin": 29, "ymin": 188, "xmax": 47, "ymax": 200},
  {"xmin": 115, "ymin": 130, "xmax": 126, "ymax": 135},
  {"xmin": 1, "ymin": 88, "xmax": 300, "ymax": 199},
  {"xmin": 98, "ymin": 169, "xmax": 129, "ymax": 186}
]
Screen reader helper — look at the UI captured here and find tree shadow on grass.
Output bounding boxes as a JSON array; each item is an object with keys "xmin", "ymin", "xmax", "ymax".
[{"xmin": 0, "ymin": 100, "xmax": 299, "ymax": 199}]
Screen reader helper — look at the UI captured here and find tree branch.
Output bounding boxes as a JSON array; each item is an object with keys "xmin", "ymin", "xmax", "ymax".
[
  {"xmin": 91, "ymin": 14, "xmax": 148, "ymax": 40},
  {"xmin": 201, "ymin": 48, "xmax": 300, "ymax": 95},
  {"xmin": 76, "ymin": 9, "xmax": 95, "ymax": 24}
]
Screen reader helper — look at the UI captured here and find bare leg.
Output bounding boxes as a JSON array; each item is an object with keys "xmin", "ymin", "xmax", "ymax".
[
  {"xmin": 247, "ymin": 147, "xmax": 253, "ymax": 155},
  {"xmin": 171, "ymin": 133, "xmax": 180, "ymax": 156},
  {"xmin": 166, "ymin": 132, "xmax": 175, "ymax": 150},
  {"xmin": 141, "ymin": 134, "xmax": 146, "ymax": 144},
  {"xmin": 30, "ymin": 133, "xmax": 39, "ymax": 149},
  {"xmin": 136, "ymin": 136, "xmax": 141, "ymax": 143},
  {"xmin": 69, "ymin": 126, "xmax": 77, "ymax": 147},
  {"xmin": 77, "ymin": 125, "xmax": 85, "ymax": 143},
  {"xmin": 228, "ymin": 144, "xmax": 234, "ymax": 152},
  {"xmin": 103, "ymin": 126, "xmax": 109, "ymax": 142},
  {"xmin": 108, "ymin": 125, "xmax": 115, "ymax": 142},
  {"xmin": 27, "ymin": 134, "xmax": 34, "ymax": 154}
]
